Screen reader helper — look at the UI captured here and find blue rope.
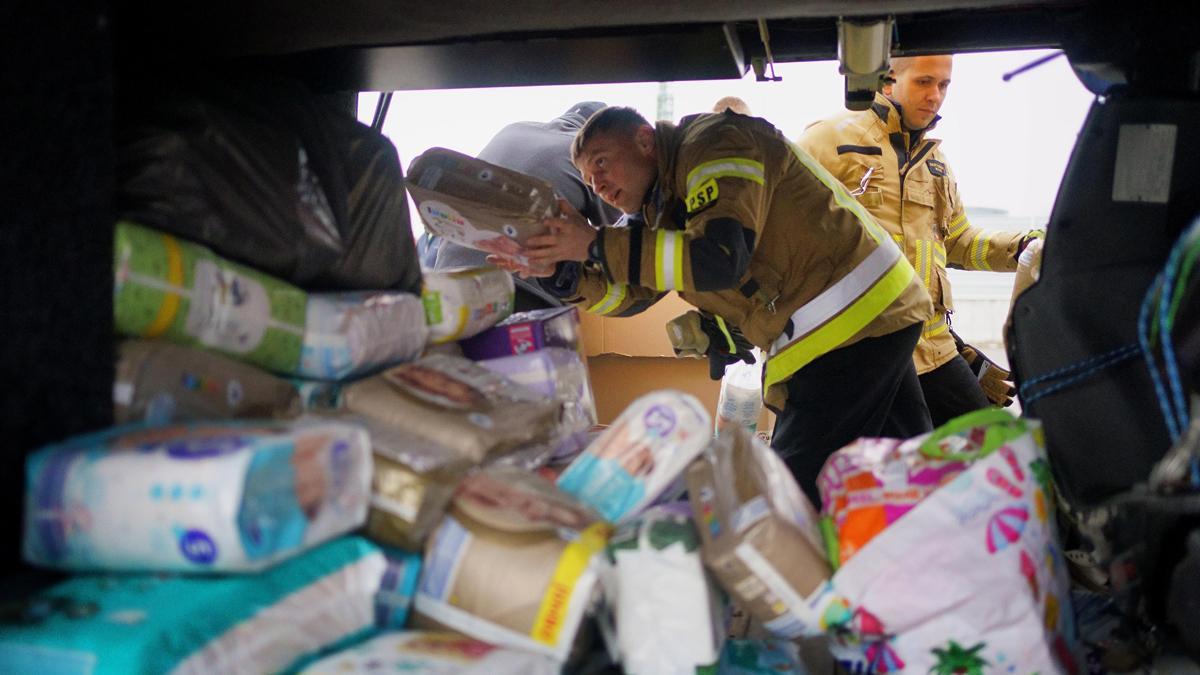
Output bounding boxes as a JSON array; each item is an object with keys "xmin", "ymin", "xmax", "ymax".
[
  {"xmin": 1021, "ymin": 343, "xmax": 1141, "ymax": 389},
  {"xmin": 1020, "ymin": 343, "xmax": 1141, "ymax": 406},
  {"xmin": 1159, "ymin": 222, "xmax": 1195, "ymax": 430},
  {"xmin": 1139, "ymin": 272, "xmax": 1182, "ymax": 441}
]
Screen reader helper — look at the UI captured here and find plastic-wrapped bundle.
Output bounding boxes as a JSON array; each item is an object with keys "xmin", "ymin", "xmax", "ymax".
[
  {"xmin": 114, "ymin": 220, "xmax": 308, "ymax": 374},
  {"xmin": 374, "ymin": 548, "xmax": 423, "ymax": 630},
  {"xmin": 414, "ymin": 467, "xmax": 607, "ymax": 661},
  {"xmin": 686, "ymin": 426, "xmax": 834, "ymax": 639},
  {"xmin": 350, "ymin": 415, "xmax": 476, "ymax": 552},
  {"xmin": 115, "ymin": 339, "xmax": 301, "ymax": 424},
  {"xmin": 342, "ymin": 354, "xmax": 562, "ymax": 465},
  {"xmin": 459, "ymin": 306, "xmax": 581, "ymax": 360},
  {"xmin": 603, "ymin": 502, "xmax": 726, "ymax": 675},
  {"xmin": 301, "ymin": 631, "xmax": 560, "ymax": 674},
  {"xmin": 115, "ymin": 222, "xmax": 428, "ymax": 379},
  {"xmin": 118, "ymin": 75, "xmax": 421, "ymax": 293},
  {"xmin": 407, "ymin": 147, "xmax": 558, "ymax": 267},
  {"xmin": 422, "ymin": 267, "xmax": 515, "ymax": 345},
  {"xmin": 557, "ymin": 390, "xmax": 710, "ymax": 523},
  {"xmin": 0, "ymin": 537, "xmax": 390, "ymax": 675},
  {"xmin": 300, "ymin": 291, "xmax": 427, "ymax": 380},
  {"xmin": 23, "ymin": 418, "xmax": 372, "ymax": 572},
  {"xmin": 478, "ymin": 347, "xmax": 597, "ymax": 462}
]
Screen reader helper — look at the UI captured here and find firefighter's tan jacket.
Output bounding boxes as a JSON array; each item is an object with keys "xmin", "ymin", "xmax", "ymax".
[
  {"xmin": 797, "ymin": 93, "xmax": 1029, "ymax": 374},
  {"xmin": 567, "ymin": 111, "xmax": 932, "ymax": 408}
]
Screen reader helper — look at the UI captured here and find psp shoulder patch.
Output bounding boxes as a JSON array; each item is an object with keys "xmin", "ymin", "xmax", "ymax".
[
  {"xmin": 926, "ymin": 159, "xmax": 947, "ymax": 177},
  {"xmin": 686, "ymin": 177, "xmax": 719, "ymax": 215}
]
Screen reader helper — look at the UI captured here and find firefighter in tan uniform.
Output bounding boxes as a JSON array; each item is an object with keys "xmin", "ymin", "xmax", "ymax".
[
  {"xmin": 494, "ymin": 106, "xmax": 934, "ymax": 503},
  {"xmin": 798, "ymin": 55, "xmax": 1043, "ymax": 426}
]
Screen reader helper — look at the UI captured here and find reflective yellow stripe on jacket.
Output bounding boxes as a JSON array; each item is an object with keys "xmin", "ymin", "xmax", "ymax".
[
  {"xmin": 685, "ymin": 157, "xmax": 765, "ymax": 193},
  {"xmin": 763, "ymin": 141, "xmax": 916, "ymax": 389},
  {"xmin": 587, "ymin": 281, "xmax": 628, "ymax": 315},
  {"xmin": 765, "ymin": 242, "xmax": 913, "ymax": 388}
]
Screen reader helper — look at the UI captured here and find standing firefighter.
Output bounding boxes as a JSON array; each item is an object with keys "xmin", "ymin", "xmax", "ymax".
[
  {"xmin": 497, "ymin": 105, "xmax": 934, "ymax": 503},
  {"xmin": 798, "ymin": 55, "xmax": 1043, "ymax": 424}
]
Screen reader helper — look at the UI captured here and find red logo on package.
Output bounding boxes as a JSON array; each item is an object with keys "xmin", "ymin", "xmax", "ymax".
[{"xmin": 509, "ymin": 324, "xmax": 536, "ymax": 354}]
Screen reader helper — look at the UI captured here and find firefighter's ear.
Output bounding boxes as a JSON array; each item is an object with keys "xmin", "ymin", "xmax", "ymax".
[{"xmin": 634, "ymin": 125, "xmax": 656, "ymax": 157}]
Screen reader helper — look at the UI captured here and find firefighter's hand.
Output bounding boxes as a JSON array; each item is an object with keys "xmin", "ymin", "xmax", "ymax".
[
  {"xmin": 957, "ymin": 339, "xmax": 1015, "ymax": 408},
  {"xmin": 524, "ymin": 198, "xmax": 596, "ymax": 266},
  {"xmin": 667, "ymin": 310, "xmax": 755, "ymax": 380}
]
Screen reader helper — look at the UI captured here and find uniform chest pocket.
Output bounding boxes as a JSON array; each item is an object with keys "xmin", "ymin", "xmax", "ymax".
[{"xmin": 903, "ymin": 180, "xmax": 937, "ymax": 209}]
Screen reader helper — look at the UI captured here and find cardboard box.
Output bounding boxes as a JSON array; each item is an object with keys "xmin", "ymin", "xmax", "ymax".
[{"xmin": 579, "ymin": 294, "xmax": 773, "ymax": 432}]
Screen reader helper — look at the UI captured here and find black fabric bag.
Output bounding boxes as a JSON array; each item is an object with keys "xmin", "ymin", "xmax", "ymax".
[{"xmin": 118, "ymin": 75, "xmax": 420, "ymax": 293}]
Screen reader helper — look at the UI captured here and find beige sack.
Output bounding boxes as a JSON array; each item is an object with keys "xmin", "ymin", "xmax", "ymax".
[
  {"xmin": 115, "ymin": 339, "xmax": 300, "ymax": 424},
  {"xmin": 342, "ymin": 354, "xmax": 562, "ymax": 465},
  {"xmin": 687, "ymin": 426, "xmax": 834, "ymax": 639},
  {"xmin": 414, "ymin": 467, "xmax": 607, "ymax": 661}
]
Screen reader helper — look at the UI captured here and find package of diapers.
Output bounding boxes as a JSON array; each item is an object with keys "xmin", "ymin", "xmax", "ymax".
[
  {"xmin": 686, "ymin": 426, "xmax": 834, "ymax": 639},
  {"xmin": 23, "ymin": 418, "xmax": 372, "ymax": 572},
  {"xmin": 423, "ymin": 267, "xmax": 515, "ymax": 344},
  {"xmin": 343, "ymin": 354, "xmax": 562, "ymax": 465},
  {"xmin": 407, "ymin": 147, "xmax": 558, "ymax": 267},
  {"xmin": 115, "ymin": 339, "xmax": 301, "ymax": 424},
  {"xmin": 0, "ymin": 536, "xmax": 388, "ymax": 675},
  {"xmin": 604, "ymin": 502, "xmax": 726, "ymax": 675},
  {"xmin": 300, "ymin": 290, "xmax": 428, "ymax": 380},
  {"xmin": 459, "ymin": 306, "xmax": 582, "ymax": 360},
  {"xmin": 374, "ymin": 547, "xmax": 424, "ymax": 629},
  {"xmin": 414, "ymin": 468, "xmax": 608, "ymax": 661},
  {"xmin": 557, "ymin": 390, "xmax": 710, "ymax": 523},
  {"xmin": 301, "ymin": 631, "xmax": 560, "ymax": 674},
  {"xmin": 114, "ymin": 220, "xmax": 309, "ymax": 374},
  {"xmin": 350, "ymin": 414, "xmax": 476, "ymax": 552},
  {"xmin": 478, "ymin": 347, "xmax": 597, "ymax": 461}
]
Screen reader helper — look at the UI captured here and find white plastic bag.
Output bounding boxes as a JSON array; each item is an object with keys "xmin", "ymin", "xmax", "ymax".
[{"xmin": 605, "ymin": 503, "xmax": 725, "ymax": 675}]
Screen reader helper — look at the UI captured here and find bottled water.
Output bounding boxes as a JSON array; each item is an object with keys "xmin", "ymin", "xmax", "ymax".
[{"xmin": 715, "ymin": 349, "xmax": 763, "ymax": 436}]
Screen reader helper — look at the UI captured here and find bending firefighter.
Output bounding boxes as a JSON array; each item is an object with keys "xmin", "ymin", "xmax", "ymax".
[
  {"xmin": 494, "ymin": 105, "xmax": 934, "ymax": 503},
  {"xmin": 798, "ymin": 55, "xmax": 1043, "ymax": 424}
]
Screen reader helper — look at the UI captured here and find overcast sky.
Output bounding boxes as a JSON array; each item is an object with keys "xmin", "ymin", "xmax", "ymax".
[{"xmin": 363, "ymin": 48, "xmax": 1093, "ymax": 231}]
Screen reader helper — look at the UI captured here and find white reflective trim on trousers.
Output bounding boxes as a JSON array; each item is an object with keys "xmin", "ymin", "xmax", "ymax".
[{"xmin": 770, "ymin": 241, "xmax": 904, "ymax": 354}]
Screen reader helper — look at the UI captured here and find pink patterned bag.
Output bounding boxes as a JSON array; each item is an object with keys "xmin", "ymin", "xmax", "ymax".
[{"xmin": 823, "ymin": 410, "xmax": 1081, "ymax": 674}]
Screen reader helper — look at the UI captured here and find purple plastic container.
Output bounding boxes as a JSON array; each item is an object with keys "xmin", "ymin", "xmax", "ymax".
[{"xmin": 458, "ymin": 306, "xmax": 581, "ymax": 360}]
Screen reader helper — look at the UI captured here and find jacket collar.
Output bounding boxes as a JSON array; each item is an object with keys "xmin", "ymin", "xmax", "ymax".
[
  {"xmin": 642, "ymin": 119, "xmax": 684, "ymax": 222},
  {"xmin": 871, "ymin": 92, "xmax": 941, "ymax": 139}
]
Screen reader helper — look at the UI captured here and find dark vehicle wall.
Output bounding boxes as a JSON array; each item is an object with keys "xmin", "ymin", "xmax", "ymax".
[{"xmin": 1, "ymin": 3, "xmax": 116, "ymax": 576}]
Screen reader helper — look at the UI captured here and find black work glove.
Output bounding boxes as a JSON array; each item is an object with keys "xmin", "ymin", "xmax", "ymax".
[
  {"xmin": 666, "ymin": 310, "xmax": 755, "ymax": 380},
  {"xmin": 952, "ymin": 330, "xmax": 1015, "ymax": 407}
]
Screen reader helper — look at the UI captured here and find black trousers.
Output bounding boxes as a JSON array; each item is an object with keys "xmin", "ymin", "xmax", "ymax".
[
  {"xmin": 917, "ymin": 354, "xmax": 991, "ymax": 427},
  {"xmin": 771, "ymin": 323, "xmax": 932, "ymax": 506}
]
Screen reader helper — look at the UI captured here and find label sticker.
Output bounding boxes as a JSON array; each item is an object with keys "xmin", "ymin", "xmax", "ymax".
[{"xmin": 686, "ymin": 177, "xmax": 719, "ymax": 213}]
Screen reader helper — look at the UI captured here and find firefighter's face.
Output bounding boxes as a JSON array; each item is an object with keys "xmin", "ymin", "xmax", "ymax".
[
  {"xmin": 575, "ymin": 126, "xmax": 658, "ymax": 214},
  {"xmin": 887, "ymin": 55, "xmax": 953, "ymax": 130}
]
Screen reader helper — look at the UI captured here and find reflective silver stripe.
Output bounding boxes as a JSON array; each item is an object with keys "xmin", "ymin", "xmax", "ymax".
[
  {"xmin": 587, "ymin": 281, "xmax": 627, "ymax": 315},
  {"xmin": 685, "ymin": 158, "xmax": 765, "ymax": 194},
  {"xmin": 770, "ymin": 242, "xmax": 903, "ymax": 354},
  {"xmin": 655, "ymin": 229, "xmax": 683, "ymax": 290}
]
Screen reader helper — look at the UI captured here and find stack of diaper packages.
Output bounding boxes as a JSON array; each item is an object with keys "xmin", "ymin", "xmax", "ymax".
[
  {"xmin": 113, "ymin": 220, "xmax": 431, "ymax": 424},
  {"xmin": 6, "ymin": 417, "xmax": 426, "ymax": 673}
]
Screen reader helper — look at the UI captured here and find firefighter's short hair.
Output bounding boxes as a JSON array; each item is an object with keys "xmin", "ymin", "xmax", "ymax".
[{"xmin": 571, "ymin": 106, "xmax": 651, "ymax": 164}]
